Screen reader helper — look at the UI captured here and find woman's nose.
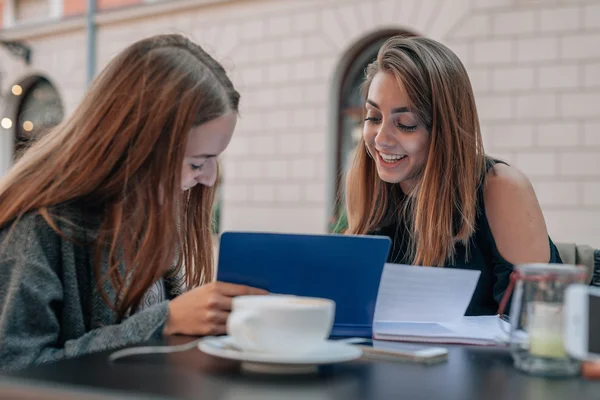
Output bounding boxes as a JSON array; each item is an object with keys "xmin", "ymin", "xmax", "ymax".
[
  {"xmin": 196, "ymin": 158, "xmax": 217, "ymax": 187},
  {"xmin": 374, "ymin": 123, "xmax": 396, "ymax": 149}
]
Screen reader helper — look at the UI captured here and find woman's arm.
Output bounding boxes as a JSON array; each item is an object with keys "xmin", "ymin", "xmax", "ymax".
[{"xmin": 484, "ymin": 163, "xmax": 551, "ymax": 264}]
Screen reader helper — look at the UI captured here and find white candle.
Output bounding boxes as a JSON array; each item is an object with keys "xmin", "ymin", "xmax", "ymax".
[{"xmin": 528, "ymin": 302, "xmax": 567, "ymax": 359}]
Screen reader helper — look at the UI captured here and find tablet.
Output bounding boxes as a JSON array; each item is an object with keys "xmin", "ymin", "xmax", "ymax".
[{"xmin": 216, "ymin": 231, "xmax": 391, "ymax": 337}]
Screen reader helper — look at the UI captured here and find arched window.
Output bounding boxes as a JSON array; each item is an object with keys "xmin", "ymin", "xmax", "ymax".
[
  {"xmin": 330, "ymin": 30, "xmax": 415, "ymax": 232},
  {"xmin": 14, "ymin": 76, "xmax": 64, "ymax": 158}
]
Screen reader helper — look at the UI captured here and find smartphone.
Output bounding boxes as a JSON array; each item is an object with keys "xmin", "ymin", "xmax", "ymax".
[
  {"xmin": 564, "ymin": 284, "xmax": 600, "ymax": 361},
  {"xmin": 348, "ymin": 338, "xmax": 448, "ymax": 364}
]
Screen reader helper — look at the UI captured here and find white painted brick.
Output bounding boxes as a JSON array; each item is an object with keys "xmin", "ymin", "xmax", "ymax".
[
  {"xmin": 236, "ymin": 112, "xmax": 262, "ymax": 132},
  {"xmin": 584, "ymin": 4, "xmax": 600, "ymax": 29},
  {"xmin": 234, "ymin": 45, "xmax": 251, "ymax": 64},
  {"xmin": 544, "ymin": 210, "xmax": 600, "ymax": 249},
  {"xmin": 517, "ymin": 38, "xmax": 558, "ymax": 62},
  {"xmin": 222, "ymin": 184, "xmax": 249, "ymax": 203},
  {"xmin": 252, "ymin": 184, "xmax": 275, "ymax": 202},
  {"xmin": 448, "ymin": 43, "xmax": 470, "ymax": 66},
  {"xmin": 276, "ymin": 184, "xmax": 302, "ymax": 203},
  {"xmin": 336, "ymin": 5, "xmax": 361, "ymax": 38},
  {"xmin": 413, "ymin": 0, "xmax": 439, "ymax": 33},
  {"xmin": 305, "ymin": 183, "xmax": 326, "ymax": 203},
  {"xmin": 584, "ymin": 122, "xmax": 600, "ymax": 146},
  {"xmin": 480, "ymin": 124, "xmax": 493, "ymax": 148},
  {"xmin": 221, "ymin": 205, "xmax": 325, "ymax": 234},
  {"xmin": 584, "ymin": 63, "xmax": 600, "ymax": 87},
  {"xmin": 452, "ymin": 14, "xmax": 491, "ymax": 38},
  {"xmin": 305, "ymin": 35, "xmax": 335, "ymax": 56},
  {"xmin": 538, "ymin": 65, "xmax": 579, "ymax": 89},
  {"xmin": 267, "ymin": 111, "xmax": 289, "ymax": 130},
  {"xmin": 489, "ymin": 124, "xmax": 534, "ymax": 148},
  {"xmin": 292, "ymin": 158, "xmax": 316, "ymax": 179},
  {"xmin": 302, "ymin": 83, "xmax": 328, "ymax": 106},
  {"xmin": 314, "ymin": 109, "xmax": 326, "ymax": 129},
  {"xmin": 473, "ymin": 40, "xmax": 513, "ymax": 65},
  {"xmin": 292, "ymin": 108, "xmax": 316, "ymax": 129},
  {"xmin": 477, "ymin": 95, "xmax": 513, "ymax": 121},
  {"xmin": 318, "ymin": 55, "xmax": 338, "ymax": 80},
  {"xmin": 537, "ymin": 122, "xmax": 580, "ymax": 147},
  {"xmin": 280, "ymin": 134, "xmax": 304, "ymax": 154},
  {"xmin": 540, "ymin": 7, "xmax": 580, "ymax": 32},
  {"xmin": 250, "ymin": 136, "xmax": 277, "ymax": 156},
  {"xmin": 375, "ymin": 0, "xmax": 398, "ymax": 25},
  {"xmin": 254, "ymin": 88, "xmax": 279, "ymax": 108},
  {"xmin": 239, "ymin": 160, "xmax": 262, "ymax": 179},
  {"xmin": 293, "ymin": 12, "xmax": 318, "ymax": 33},
  {"xmin": 561, "ymin": 93, "xmax": 600, "ymax": 118},
  {"xmin": 307, "ymin": 132, "xmax": 325, "ymax": 154},
  {"xmin": 280, "ymin": 37, "xmax": 304, "ymax": 59},
  {"xmin": 515, "ymin": 94, "xmax": 558, "ymax": 119},
  {"xmin": 514, "ymin": 152, "xmax": 557, "ymax": 177},
  {"xmin": 356, "ymin": 2, "xmax": 375, "ymax": 32},
  {"xmin": 561, "ymin": 34, "xmax": 600, "ymax": 60},
  {"xmin": 225, "ymin": 136, "xmax": 251, "ymax": 156},
  {"xmin": 583, "ymin": 183, "xmax": 600, "ymax": 206},
  {"xmin": 267, "ymin": 15, "xmax": 291, "ymax": 36},
  {"xmin": 266, "ymin": 63, "xmax": 290, "ymax": 83},
  {"xmin": 266, "ymin": 160, "xmax": 289, "ymax": 179},
  {"xmin": 468, "ymin": 68, "xmax": 490, "ymax": 93},
  {"xmin": 321, "ymin": 9, "xmax": 346, "ymax": 49},
  {"xmin": 253, "ymin": 41, "xmax": 277, "ymax": 62},
  {"xmin": 222, "ymin": 161, "xmax": 239, "ymax": 181},
  {"xmin": 241, "ymin": 66, "xmax": 264, "ymax": 86},
  {"xmin": 237, "ymin": 93, "xmax": 254, "ymax": 114},
  {"xmin": 491, "ymin": 67, "xmax": 535, "ymax": 91},
  {"xmin": 207, "ymin": 24, "xmax": 236, "ymax": 51},
  {"xmin": 472, "ymin": 0, "xmax": 512, "ymax": 9},
  {"xmin": 279, "ymin": 86, "xmax": 304, "ymax": 106},
  {"xmin": 532, "ymin": 181, "xmax": 579, "ymax": 206},
  {"xmin": 292, "ymin": 60, "xmax": 318, "ymax": 81},
  {"xmin": 560, "ymin": 152, "xmax": 600, "ymax": 176},
  {"xmin": 493, "ymin": 11, "xmax": 535, "ymax": 35},
  {"xmin": 242, "ymin": 19, "xmax": 265, "ymax": 41}
]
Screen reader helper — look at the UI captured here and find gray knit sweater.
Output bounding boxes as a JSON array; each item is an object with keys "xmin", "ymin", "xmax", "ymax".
[{"xmin": 0, "ymin": 205, "xmax": 182, "ymax": 371}]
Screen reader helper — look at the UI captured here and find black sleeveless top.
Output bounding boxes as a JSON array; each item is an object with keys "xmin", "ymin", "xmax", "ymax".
[{"xmin": 370, "ymin": 159, "xmax": 563, "ymax": 316}]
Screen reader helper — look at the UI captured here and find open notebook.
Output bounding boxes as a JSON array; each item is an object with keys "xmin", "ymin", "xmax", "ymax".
[{"xmin": 372, "ymin": 264, "xmax": 510, "ymax": 346}]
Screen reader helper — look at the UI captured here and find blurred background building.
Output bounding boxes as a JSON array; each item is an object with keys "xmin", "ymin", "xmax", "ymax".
[{"xmin": 0, "ymin": 0, "xmax": 599, "ymax": 247}]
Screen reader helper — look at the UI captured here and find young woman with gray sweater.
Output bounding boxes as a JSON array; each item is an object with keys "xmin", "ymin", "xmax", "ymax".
[{"xmin": 0, "ymin": 34, "xmax": 265, "ymax": 371}]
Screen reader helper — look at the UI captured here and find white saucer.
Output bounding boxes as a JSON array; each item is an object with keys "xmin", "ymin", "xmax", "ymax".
[{"xmin": 198, "ymin": 336, "xmax": 363, "ymax": 374}]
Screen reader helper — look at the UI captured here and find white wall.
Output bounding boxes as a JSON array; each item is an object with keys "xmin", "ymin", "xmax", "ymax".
[{"xmin": 0, "ymin": 0, "xmax": 599, "ymax": 246}]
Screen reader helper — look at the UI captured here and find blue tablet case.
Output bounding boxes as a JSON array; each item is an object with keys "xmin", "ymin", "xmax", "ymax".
[{"xmin": 216, "ymin": 231, "xmax": 392, "ymax": 338}]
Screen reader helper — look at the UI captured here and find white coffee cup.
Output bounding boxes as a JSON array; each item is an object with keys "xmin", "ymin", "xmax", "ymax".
[{"xmin": 226, "ymin": 295, "xmax": 335, "ymax": 354}]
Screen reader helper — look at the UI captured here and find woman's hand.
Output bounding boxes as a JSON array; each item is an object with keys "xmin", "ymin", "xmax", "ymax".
[{"xmin": 163, "ymin": 282, "xmax": 268, "ymax": 336}]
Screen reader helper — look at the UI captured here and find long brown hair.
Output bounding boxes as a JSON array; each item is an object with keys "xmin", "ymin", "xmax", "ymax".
[
  {"xmin": 0, "ymin": 34, "xmax": 240, "ymax": 318},
  {"xmin": 345, "ymin": 36, "xmax": 485, "ymax": 267}
]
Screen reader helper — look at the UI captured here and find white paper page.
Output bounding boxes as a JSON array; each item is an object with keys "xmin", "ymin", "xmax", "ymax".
[
  {"xmin": 373, "ymin": 263, "xmax": 481, "ymax": 324},
  {"xmin": 374, "ymin": 316, "xmax": 509, "ymax": 344},
  {"xmin": 441, "ymin": 316, "xmax": 510, "ymax": 341}
]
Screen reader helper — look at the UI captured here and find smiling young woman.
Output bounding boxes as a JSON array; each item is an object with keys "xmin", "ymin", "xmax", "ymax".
[{"xmin": 344, "ymin": 36, "xmax": 563, "ymax": 316}]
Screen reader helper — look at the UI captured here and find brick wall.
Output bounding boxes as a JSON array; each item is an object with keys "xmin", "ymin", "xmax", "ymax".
[
  {"xmin": 444, "ymin": 0, "xmax": 600, "ymax": 247},
  {"xmin": 0, "ymin": 0, "xmax": 599, "ymax": 247}
]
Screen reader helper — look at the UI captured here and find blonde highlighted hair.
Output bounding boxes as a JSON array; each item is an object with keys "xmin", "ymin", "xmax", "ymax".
[{"xmin": 345, "ymin": 36, "xmax": 485, "ymax": 267}]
